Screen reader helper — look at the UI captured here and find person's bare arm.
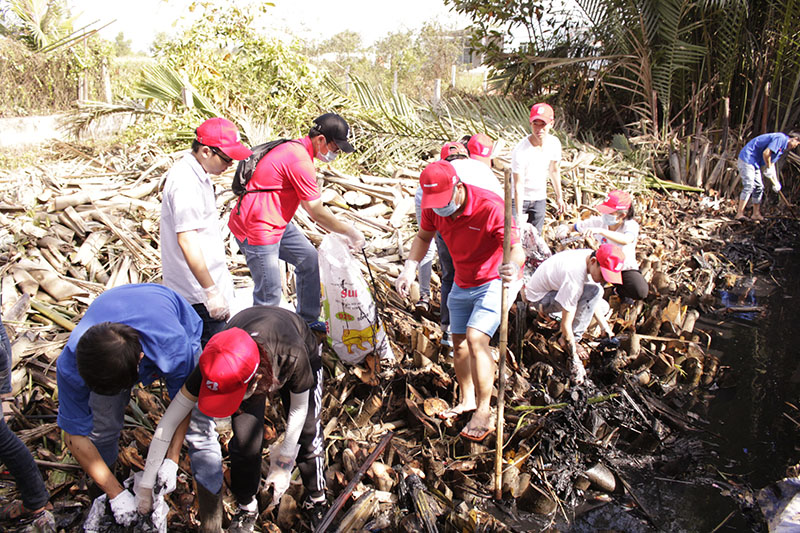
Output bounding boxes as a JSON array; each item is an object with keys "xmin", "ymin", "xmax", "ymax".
[
  {"xmin": 561, "ymin": 308, "xmax": 576, "ymax": 348},
  {"xmin": 407, "ymin": 230, "xmax": 435, "ymax": 263},
  {"xmin": 176, "ymin": 230, "xmax": 214, "ymax": 289},
  {"xmin": 64, "ymin": 433, "xmax": 124, "ymax": 498},
  {"xmin": 549, "ymin": 160, "xmax": 566, "ymax": 214},
  {"xmin": 301, "ymin": 198, "xmax": 354, "ymax": 236},
  {"xmin": 763, "ymin": 147, "xmax": 773, "ymax": 169}
]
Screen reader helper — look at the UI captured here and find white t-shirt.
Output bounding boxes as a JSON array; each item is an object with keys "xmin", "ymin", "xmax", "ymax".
[
  {"xmin": 511, "ymin": 134, "xmax": 562, "ymax": 202},
  {"xmin": 525, "ymin": 249, "xmax": 596, "ymax": 312},
  {"xmin": 450, "ymin": 158, "xmax": 503, "ymax": 198},
  {"xmin": 160, "ymin": 153, "xmax": 234, "ymax": 305},
  {"xmin": 574, "ymin": 216, "xmax": 639, "ymax": 270}
]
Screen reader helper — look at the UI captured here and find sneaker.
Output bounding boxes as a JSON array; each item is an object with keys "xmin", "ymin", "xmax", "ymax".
[
  {"xmin": 227, "ymin": 508, "xmax": 257, "ymax": 533},
  {"xmin": 307, "ymin": 320, "xmax": 327, "ymax": 334},
  {"xmin": 302, "ymin": 498, "xmax": 328, "ymax": 530},
  {"xmin": 415, "ymin": 297, "xmax": 430, "ymax": 314}
]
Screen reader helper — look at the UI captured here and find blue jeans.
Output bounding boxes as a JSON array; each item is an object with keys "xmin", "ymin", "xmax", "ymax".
[
  {"xmin": 89, "ymin": 381, "xmax": 223, "ymax": 493},
  {"xmin": 192, "ymin": 303, "xmax": 227, "ymax": 348},
  {"xmin": 236, "ymin": 223, "xmax": 321, "ymax": 324},
  {"xmin": 435, "ymin": 232, "xmax": 454, "ymax": 328},
  {"xmin": 0, "ymin": 316, "xmax": 50, "ymax": 510},
  {"xmin": 738, "ymin": 158, "xmax": 763, "ymax": 204},
  {"xmin": 529, "ymin": 283, "xmax": 602, "ymax": 338}
]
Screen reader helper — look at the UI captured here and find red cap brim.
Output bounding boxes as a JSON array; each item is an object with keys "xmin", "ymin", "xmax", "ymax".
[
  {"xmin": 596, "ymin": 203, "xmax": 617, "ymax": 214},
  {"xmin": 198, "ymin": 384, "xmax": 247, "ymax": 418},
  {"xmin": 600, "ymin": 266, "xmax": 623, "ymax": 285},
  {"xmin": 220, "ymin": 144, "xmax": 253, "ymax": 161},
  {"xmin": 420, "ymin": 188, "xmax": 453, "ymax": 209}
]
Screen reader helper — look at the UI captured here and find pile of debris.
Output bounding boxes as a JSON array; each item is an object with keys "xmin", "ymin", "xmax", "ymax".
[{"xmin": 0, "ymin": 138, "xmax": 789, "ymax": 532}]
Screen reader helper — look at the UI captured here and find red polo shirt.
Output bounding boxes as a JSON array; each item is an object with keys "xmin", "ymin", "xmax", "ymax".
[
  {"xmin": 421, "ymin": 185, "xmax": 519, "ymax": 288},
  {"xmin": 228, "ymin": 136, "xmax": 321, "ymax": 245}
]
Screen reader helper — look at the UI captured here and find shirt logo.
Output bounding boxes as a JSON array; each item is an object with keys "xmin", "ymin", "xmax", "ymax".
[
  {"xmin": 468, "ymin": 226, "xmax": 481, "ymax": 231},
  {"xmin": 205, "ymin": 380, "xmax": 219, "ymax": 392}
]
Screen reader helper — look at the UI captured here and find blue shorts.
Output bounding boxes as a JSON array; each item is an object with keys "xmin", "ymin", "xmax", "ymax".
[{"xmin": 447, "ymin": 279, "xmax": 503, "ymax": 336}]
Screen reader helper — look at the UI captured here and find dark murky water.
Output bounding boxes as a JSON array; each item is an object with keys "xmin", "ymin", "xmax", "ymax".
[{"xmin": 544, "ymin": 258, "xmax": 800, "ymax": 532}]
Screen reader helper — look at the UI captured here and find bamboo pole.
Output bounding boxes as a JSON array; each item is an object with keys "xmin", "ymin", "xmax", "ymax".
[{"xmin": 494, "ymin": 168, "xmax": 512, "ymax": 500}]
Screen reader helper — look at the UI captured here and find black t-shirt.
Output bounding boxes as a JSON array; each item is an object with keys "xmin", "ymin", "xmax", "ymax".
[{"xmin": 185, "ymin": 306, "xmax": 321, "ymax": 397}]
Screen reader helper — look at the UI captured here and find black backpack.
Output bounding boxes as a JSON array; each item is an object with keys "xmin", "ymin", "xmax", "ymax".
[{"xmin": 231, "ymin": 138, "xmax": 297, "ymax": 196}]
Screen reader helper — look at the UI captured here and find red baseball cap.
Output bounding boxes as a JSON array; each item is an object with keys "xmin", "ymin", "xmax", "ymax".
[
  {"xmin": 529, "ymin": 103, "xmax": 555, "ymax": 124},
  {"xmin": 197, "ymin": 328, "xmax": 260, "ymax": 418},
  {"xmin": 420, "ymin": 160, "xmax": 459, "ymax": 209},
  {"xmin": 195, "ymin": 118, "xmax": 253, "ymax": 160},
  {"xmin": 467, "ymin": 134, "xmax": 493, "ymax": 164},
  {"xmin": 440, "ymin": 141, "xmax": 468, "ymax": 161},
  {"xmin": 596, "ymin": 243, "xmax": 624, "ymax": 284},
  {"xmin": 597, "ymin": 190, "xmax": 632, "ymax": 214}
]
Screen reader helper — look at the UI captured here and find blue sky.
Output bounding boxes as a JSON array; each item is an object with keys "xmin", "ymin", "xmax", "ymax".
[{"xmin": 70, "ymin": 0, "xmax": 469, "ymax": 53}]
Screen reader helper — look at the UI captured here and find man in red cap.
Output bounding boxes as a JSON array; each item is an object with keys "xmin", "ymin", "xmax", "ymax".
[
  {"xmin": 397, "ymin": 160, "xmax": 525, "ymax": 442},
  {"xmin": 524, "ymin": 243, "xmax": 625, "ymax": 384},
  {"xmin": 228, "ymin": 113, "xmax": 365, "ymax": 332},
  {"xmin": 161, "ymin": 117, "xmax": 253, "ymax": 346},
  {"xmin": 137, "ymin": 306, "xmax": 328, "ymax": 532},
  {"xmin": 511, "ymin": 102, "xmax": 567, "ymax": 234}
]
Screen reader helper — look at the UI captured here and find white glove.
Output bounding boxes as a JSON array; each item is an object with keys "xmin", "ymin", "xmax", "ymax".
[
  {"xmin": 498, "ymin": 262, "xmax": 520, "ymax": 282},
  {"xmin": 155, "ymin": 458, "xmax": 178, "ymax": 496},
  {"xmin": 343, "ymin": 226, "xmax": 366, "ymax": 251},
  {"xmin": 773, "ymin": 181, "xmax": 782, "ymax": 192},
  {"xmin": 265, "ymin": 443, "xmax": 299, "ymax": 505},
  {"xmin": 110, "ymin": 489, "xmax": 137, "ymax": 526},
  {"xmin": 203, "ymin": 285, "xmax": 230, "ymax": 321},
  {"xmin": 395, "ymin": 259, "xmax": 418, "ymax": 298}
]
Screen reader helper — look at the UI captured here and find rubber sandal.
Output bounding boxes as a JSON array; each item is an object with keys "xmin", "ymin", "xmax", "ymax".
[{"xmin": 460, "ymin": 426, "xmax": 495, "ymax": 442}]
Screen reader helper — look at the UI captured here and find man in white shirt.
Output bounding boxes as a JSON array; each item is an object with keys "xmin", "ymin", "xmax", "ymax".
[
  {"xmin": 161, "ymin": 117, "xmax": 252, "ymax": 346},
  {"xmin": 511, "ymin": 103, "xmax": 566, "ymax": 234},
  {"xmin": 525, "ymin": 243, "xmax": 624, "ymax": 384}
]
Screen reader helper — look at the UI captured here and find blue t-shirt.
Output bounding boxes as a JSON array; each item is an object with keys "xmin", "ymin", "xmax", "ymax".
[
  {"xmin": 56, "ymin": 283, "xmax": 202, "ymax": 436},
  {"xmin": 738, "ymin": 133, "xmax": 789, "ymax": 167}
]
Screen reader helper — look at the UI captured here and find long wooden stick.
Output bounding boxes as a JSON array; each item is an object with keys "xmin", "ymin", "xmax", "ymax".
[
  {"xmin": 315, "ymin": 431, "xmax": 394, "ymax": 533},
  {"xmin": 494, "ymin": 168, "xmax": 513, "ymax": 500}
]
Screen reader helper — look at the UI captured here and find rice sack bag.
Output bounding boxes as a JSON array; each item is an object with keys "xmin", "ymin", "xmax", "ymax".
[{"xmin": 318, "ymin": 235, "xmax": 394, "ymax": 364}]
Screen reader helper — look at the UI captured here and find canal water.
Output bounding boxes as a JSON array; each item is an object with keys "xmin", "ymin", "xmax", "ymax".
[{"xmin": 584, "ymin": 259, "xmax": 800, "ymax": 532}]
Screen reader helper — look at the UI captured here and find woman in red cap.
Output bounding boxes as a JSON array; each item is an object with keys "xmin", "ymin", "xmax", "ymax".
[
  {"xmin": 136, "ymin": 307, "xmax": 328, "ymax": 532},
  {"xmin": 560, "ymin": 190, "xmax": 648, "ymax": 300}
]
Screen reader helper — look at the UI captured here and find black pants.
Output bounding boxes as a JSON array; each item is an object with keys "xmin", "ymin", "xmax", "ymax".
[
  {"xmin": 228, "ymin": 367, "xmax": 326, "ymax": 503},
  {"xmin": 613, "ymin": 269, "xmax": 649, "ymax": 300},
  {"xmin": 192, "ymin": 303, "xmax": 227, "ymax": 347}
]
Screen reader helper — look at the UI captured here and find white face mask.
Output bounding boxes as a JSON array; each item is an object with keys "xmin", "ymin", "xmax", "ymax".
[
  {"xmin": 433, "ymin": 199, "xmax": 459, "ymax": 217},
  {"xmin": 316, "ymin": 144, "xmax": 338, "ymax": 163},
  {"xmin": 602, "ymin": 213, "xmax": 618, "ymax": 226}
]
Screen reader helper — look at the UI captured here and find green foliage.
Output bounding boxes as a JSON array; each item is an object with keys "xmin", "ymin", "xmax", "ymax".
[
  {"xmin": 0, "ymin": 34, "xmax": 111, "ymax": 116},
  {"xmin": 1, "ymin": 0, "xmax": 72, "ymax": 50},
  {"xmin": 148, "ymin": 1, "xmax": 321, "ymax": 135},
  {"xmin": 446, "ymin": 0, "xmax": 800, "ymax": 145},
  {"xmin": 113, "ymin": 31, "xmax": 132, "ymax": 57}
]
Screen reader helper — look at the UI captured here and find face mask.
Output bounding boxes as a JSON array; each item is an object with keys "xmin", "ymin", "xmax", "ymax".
[
  {"xmin": 602, "ymin": 213, "xmax": 618, "ymax": 226},
  {"xmin": 317, "ymin": 149, "xmax": 338, "ymax": 163},
  {"xmin": 434, "ymin": 199, "xmax": 459, "ymax": 217}
]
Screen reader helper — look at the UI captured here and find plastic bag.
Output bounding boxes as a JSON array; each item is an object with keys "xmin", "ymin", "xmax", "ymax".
[
  {"xmin": 318, "ymin": 235, "xmax": 394, "ymax": 365},
  {"xmin": 520, "ymin": 222, "xmax": 552, "ymax": 286}
]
